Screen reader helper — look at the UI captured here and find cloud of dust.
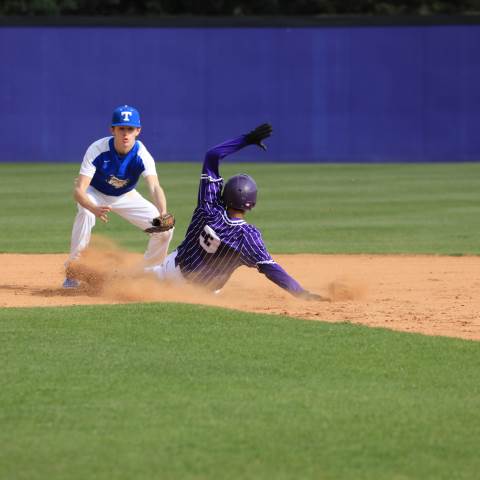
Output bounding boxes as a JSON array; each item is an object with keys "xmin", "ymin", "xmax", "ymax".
[
  {"xmin": 66, "ymin": 235, "xmax": 367, "ymax": 310},
  {"xmin": 326, "ymin": 277, "xmax": 368, "ymax": 301},
  {"xmin": 66, "ymin": 235, "xmax": 223, "ymax": 306}
]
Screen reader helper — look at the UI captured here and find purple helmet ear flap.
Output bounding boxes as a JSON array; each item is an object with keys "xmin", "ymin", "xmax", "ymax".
[{"xmin": 222, "ymin": 174, "xmax": 257, "ymax": 211}]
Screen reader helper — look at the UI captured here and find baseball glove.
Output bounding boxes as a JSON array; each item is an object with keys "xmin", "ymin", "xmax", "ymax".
[{"xmin": 145, "ymin": 213, "xmax": 175, "ymax": 233}]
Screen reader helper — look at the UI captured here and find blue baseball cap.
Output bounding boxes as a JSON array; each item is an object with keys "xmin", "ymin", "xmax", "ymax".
[{"xmin": 111, "ymin": 105, "xmax": 141, "ymax": 127}]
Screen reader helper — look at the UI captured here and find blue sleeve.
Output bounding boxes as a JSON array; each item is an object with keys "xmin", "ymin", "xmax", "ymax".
[
  {"xmin": 197, "ymin": 134, "xmax": 249, "ymax": 207},
  {"xmin": 257, "ymin": 262, "xmax": 306, "ymax": 297}
]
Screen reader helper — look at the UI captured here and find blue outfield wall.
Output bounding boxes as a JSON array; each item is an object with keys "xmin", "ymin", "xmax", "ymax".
[{"xmin": 1, "ymin": 24, "xmax": 479, "ymax": 163}]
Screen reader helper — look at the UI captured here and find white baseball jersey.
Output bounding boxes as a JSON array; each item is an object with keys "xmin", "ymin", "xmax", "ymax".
[{"xmin": 79, "ymin": 137, "xmax": 157, "ymax": 196}]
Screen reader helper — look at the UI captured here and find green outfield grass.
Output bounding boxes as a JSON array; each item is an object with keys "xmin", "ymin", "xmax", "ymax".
[
  {"xmin": 1, "ymin": 162, "xmax": 479, "ymax": 254},
  {"xmin": 2, "ymin": 161, "xmax": 480, "ymax": 479},
  {"xmin": 1, "ymin": 303, "xmax": 479, "ymax": 480}
]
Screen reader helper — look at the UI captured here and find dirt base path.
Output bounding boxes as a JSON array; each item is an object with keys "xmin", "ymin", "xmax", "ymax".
[{"xmin": 1, "ymin": 251, "xmax": 479, "ymax": 341}]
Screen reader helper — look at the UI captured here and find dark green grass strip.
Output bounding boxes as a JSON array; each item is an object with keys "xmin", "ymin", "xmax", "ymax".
[
  {"xmin": 1, "ymin": 162, "xmax": 480, "ymax": 254},
  {"xmin": 1, "ymin": 303, "xmax": 479, "ymax": 480}
]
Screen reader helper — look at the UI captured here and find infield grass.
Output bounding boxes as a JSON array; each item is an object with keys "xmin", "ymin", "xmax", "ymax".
[
  {"xmin": 1, "ymin": 303, "xmax": 479, "ymax": 480},
  {"xmin": 1, "ymin": 162, "xmax": 479, "ymax": 254}
]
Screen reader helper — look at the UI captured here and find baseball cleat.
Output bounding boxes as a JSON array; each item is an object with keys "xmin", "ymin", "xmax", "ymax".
[{"xmin": 62, "ymin": 278, "xmax": 80, "ymax": 289}]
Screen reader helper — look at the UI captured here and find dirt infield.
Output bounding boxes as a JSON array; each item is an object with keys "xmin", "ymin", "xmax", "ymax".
[{"xmin": 1, "ymin": 245, "xmax": 479, "ymax": 341}]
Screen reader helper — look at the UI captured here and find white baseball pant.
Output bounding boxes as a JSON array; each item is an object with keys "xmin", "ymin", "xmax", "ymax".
[
  {"xmin": 67, "ymin": 186, "xmax": 173, "ymax": 266},
  {"xmin": 144, "ymin": 250, "xmax": 184, "ymax": 283},
  {"xmin": 145, "ymin": 251, "xmax": 223, "ymax": 294}
]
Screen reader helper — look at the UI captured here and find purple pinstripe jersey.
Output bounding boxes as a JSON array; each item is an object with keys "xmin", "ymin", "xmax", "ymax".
[{"xmin": 175, "ymin": 134, "xmax": 305, "ymax": 295}]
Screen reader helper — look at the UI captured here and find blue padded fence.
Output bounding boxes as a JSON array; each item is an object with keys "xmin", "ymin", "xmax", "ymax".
[{"xmin": 1, "ymin": 24, "xmax": 479, "ymax": 162}]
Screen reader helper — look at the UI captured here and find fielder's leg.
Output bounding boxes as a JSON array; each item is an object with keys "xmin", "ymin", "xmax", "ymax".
[
  {"xmin": 110, "ymin": 189, "xmax": 174, "ymax": 266},
  {"xmin": 67, "ymin": 205, "xmax": 96, "ymax": 263},
  {"xmin": 63, "ymin": 187, "xmax": 104, "ymax": 287},
  {"xmin": 66, "ymin": 187, "xmax": 105, "ymax": 264}
]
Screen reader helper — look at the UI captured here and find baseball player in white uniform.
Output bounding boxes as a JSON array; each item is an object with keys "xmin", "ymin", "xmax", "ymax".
[{"xmin": 63, "ymin": 105, "xmax": 173, "ymax": 288}]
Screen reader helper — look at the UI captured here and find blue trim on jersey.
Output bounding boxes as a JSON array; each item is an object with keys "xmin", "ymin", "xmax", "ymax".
[{"xmin": 89, "ymin": 138, "xmax": 146, "ymax": 196}]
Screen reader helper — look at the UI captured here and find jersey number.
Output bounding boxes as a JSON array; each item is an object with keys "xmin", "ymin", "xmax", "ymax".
[{"xmin": 199, "ymin": 225, "xmax": 221, "ymax": 254}]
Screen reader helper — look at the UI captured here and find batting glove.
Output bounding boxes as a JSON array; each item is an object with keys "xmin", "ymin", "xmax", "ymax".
[{"xmin": 245, "ymin": 123, "xmax": 273, "ymax": 151}]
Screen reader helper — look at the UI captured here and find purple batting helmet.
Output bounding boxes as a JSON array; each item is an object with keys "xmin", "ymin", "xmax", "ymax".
[{"xmin": 222, "ymin": 174, "xmax": 257, "ymax": 211}]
